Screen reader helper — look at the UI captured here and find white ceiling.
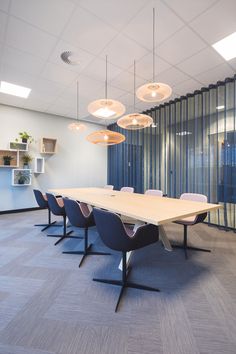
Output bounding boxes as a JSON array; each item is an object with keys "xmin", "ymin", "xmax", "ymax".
[{"xmin": 0, "ymin": 0, "xmax": 235, "ymax": 125}]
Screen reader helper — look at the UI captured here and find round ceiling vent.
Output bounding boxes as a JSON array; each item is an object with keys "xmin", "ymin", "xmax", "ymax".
[{"xmin": 60, "ymin": 51, "xmax": 80, "ymax": 65}]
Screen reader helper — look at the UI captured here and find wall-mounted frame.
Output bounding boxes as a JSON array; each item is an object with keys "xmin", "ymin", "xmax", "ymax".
[
  {"xmin": 9, "ymin": 142, "xmax": 28, "ymax": 152},
  {"xmin": 0, "ymin": 149, "xmax": 19, "ymax": 168},
  {"xmin": 12, "ymin": 169, "xmax": 32, "ymax": 186},
  {"xmin": 34, "ymin": 157, "xmax": 45, "ymax": 174},
  {"xmin": 40, "ymin": 138, "xmax": 57, "ymax": 154}
]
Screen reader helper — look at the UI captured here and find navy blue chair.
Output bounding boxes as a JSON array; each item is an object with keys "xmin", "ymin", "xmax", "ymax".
[
  {"xmin": 93, "ymin": 208, "xmax": 160, "ymax": 312},
  {"xmin": 62, "ymin": 198, "xmax": 110, "ymax": 267},
  {"xmin": 33, "ymin": 189, "xmax": 61, "ymax": 231},
  {"xmin": 46, "ymin": 193, "xmax": 82, "ymax": 246}
]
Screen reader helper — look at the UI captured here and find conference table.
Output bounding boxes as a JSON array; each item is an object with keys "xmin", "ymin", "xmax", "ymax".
[{"xmin": 50, "ymin": 188, "xmax": 220, "ymax": 263}]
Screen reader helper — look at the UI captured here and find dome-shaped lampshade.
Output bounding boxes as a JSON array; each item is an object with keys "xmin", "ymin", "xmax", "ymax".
[
  {"xmin": 117, "ymin": 113, "xmax": 153, "ymax": 130},
  {"xmin": 86, "ymin": 129, "xmax": 125, "ymax": 146},
  {"xmin": 136, "ymin": 82, "xmax": 172, "ymax": 102},
  {"xmin": 88, "ymin": 99, "xmax": 125, "ymax": 119},
  {"xmin": 68, "ymin": 122, "xmax": 87, "ymax": 132}
]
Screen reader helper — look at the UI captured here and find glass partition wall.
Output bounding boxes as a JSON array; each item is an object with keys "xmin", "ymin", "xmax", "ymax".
[{"xmin": 108, "ymin": 75, "xmax": 236, "ymax": 229}]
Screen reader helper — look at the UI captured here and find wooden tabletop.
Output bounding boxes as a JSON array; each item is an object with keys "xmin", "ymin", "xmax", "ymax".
[{"xmin": 49, "ymin": 187, "xmax": 221, "ymax": 226}]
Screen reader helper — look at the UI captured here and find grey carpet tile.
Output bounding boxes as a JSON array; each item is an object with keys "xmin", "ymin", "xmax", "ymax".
[{"xmin": 0, "ymin": 210, "xmax": 236, "ymax": 354}]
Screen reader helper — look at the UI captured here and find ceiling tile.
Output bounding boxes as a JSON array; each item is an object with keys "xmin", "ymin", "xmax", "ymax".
[
  {"xmin": 41, "ymin": 62, "xmax": 78, "ymax": 85},
  {"xmin": 48, "ymin": 40, "xmax": 95, "ymax": 73},
  {"xmin": 0, "ymin": 0, "xmax": 10, "ymax": 12},
  {"xmin": 6, "ymin": 17, "xmax": 57, "ymax": 59},
  {"xmin": 10, "ymin": 0, "xmax": 75, "ymax": 36},
  {"xmin": 0, "ymin": 11, "xmax": 8, "ymax": 42},
  {"xmin": 79, "ymin": 0, "xmax": 148, "ymax": 31},
  {"xmin": 1, "ymin": 46, "xmax": 45, "ymax": 76},
  {"xmin": 177, "ymin": 47, "xmax": 224, "ymax": 76},
  {"xmin": 0, "ymin": 64, "xmax": 36, "ymax": 87},
  {"xmin": 62, "ymin": 6, "xmax": 118, "ymax": 55},
  {"xmin": 110, "ymin": 70, "xmax": 144, "ymax": 93},
  {"xmin": 172, "ymin": 78, "xmax": 203, "ymax": 95},
  {"xmin": 190, "ymin": 0, "xmax": 236, "ymax": 45},
  {"xmin": 100, "ymin": 34, "xmax": 148, "ymax": 70},
  {"xmin": 157, "ymin": 67, "xmax": 190, "ymax": 87},
  {"xmin": 195, "ymin": 63, "xmax": 235, "ymax": 85},
  {"xmin": 123, "ymin": 0, "xmax": 184, "ymax": 51},
  {"xmin": 158, "ymin": 27, "xmax": 207, "ymax": 65},
  {"xmin": 229, "ymin": 57, "xmax": 236, "ymax": 71},
  {"xmin": 30, "ymin": 79, "xmax": 66, "ymax": 104},
  {"xmin": 163, "ymin": 0, "xmax": 218, "ymax": 22},
  {"xmin": 135, "ymin": 53, "xmax": 171, "ymax": 80},
  {"xmin": 81, "ymin": 57, "xmax": 123, "ymax": 83}
]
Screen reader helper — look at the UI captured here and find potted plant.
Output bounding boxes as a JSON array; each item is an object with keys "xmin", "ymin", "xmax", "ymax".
[
  {"xmin": 22, "ymin": 153, "xmax": 32, "ymax": 169},
  {"xmin": 3, "ymin": 155, "xmax": 13, "ymax": 166},
  {"xmin": 15, "ymin": 132, "xmax": 34, "ymax": 144},
  {"xmin": 15, "ymin": 170, "xmax": 31, "ymax": 185}
]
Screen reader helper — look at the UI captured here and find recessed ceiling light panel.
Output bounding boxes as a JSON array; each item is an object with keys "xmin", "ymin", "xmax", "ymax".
[
  {"xmin": 61, "ymin": 51, "xmax": 80, "ymax": 65},
  {"xmin": 212, "ymin": 32, "xmax": 236, "ymax": 61},
  {"xmin": 0, "ymin": 81, "xmax": 31, "ymax": 98}
]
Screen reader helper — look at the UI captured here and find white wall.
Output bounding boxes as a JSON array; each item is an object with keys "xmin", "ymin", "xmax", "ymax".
[{"xmin": 0, "ymin": 104, "xmax": 107, "ymax": 211}]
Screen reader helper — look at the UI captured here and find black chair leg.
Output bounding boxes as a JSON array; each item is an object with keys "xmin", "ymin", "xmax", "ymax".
[
  {"xmin": 93, "ymin": 252, "xmax": 160, "ymax": 312},
  {"xmin": 47, "ymin": 216, "xmax": 82, "ymax": 245},
  {"xmin": 63, "ymin": 228, "xmax": 110, "ymax": 267},
  {"xmin": 172, "ymin": 225, "xmax": 211, "ymax": 259},
  {"xmin": 35, "ymin": 209, "xmax": 61, "ymax": 231}
]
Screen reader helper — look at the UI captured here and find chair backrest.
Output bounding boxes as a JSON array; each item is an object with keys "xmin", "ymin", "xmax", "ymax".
[
  {"xmin": 33, "ymin": 189, "xmax": 48, "ymax": 208},
  {"xmin": 180, "ymin": 193, "xmax": 207, "ymax": 203},
  {"xmin": 93, "ymin": 208, "xmax": 133, "ymax": 251},
  {"xmin": 63, "ymin": 198, "xmax": 93, "ymax": 228},
  {"xmin": 46, "ymin": 193, "xmax": 64, "ymax": 216},
  {"xmin": 104, "ymin": 185, "xmax": 114, "ymax": 190},
  {"xmin": 145, "ymin": 189, "xmax": 163, "ymax": 197},
  {"xmin": 120, "ymin": 187, "xmax": 134, "ymax": 193},
  {"xmin": 180, "ymin": 193, "xmax": 207, "ymax": 224}
]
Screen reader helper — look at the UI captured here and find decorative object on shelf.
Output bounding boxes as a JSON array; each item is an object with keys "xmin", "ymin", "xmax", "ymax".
[
  {"xmin": 40, "ymin": 138, "xmax": 57, "ymax": 154},
  {"xmin": 22, "ymin": 153, "xmax": 33, "ymax": 169},
  {"xmin": 136, "ymin": 8, "xmax": 172, "ymax": 103},
  {"xmin": 12, "ymin": 169, "xmax": 32, "ymax": 186},
  {"xmin": 15, "ymin": 131, "xmax": 34, "ymax": 144},
  {"xmin": 88, "ymin": 55, "xmax": 125, "ymax": 119},
  {"xmin": 68, "ymin": 81, "xmax": 87, "ymax": 132},
  {"xmin": 34, "ymin": 157, "xmax": 45, "ymax": 174},
  {"xmin": 117, "ymin": 61, "xmax": 153, "ymax": 130},
  {"xmin": 86, "ymin": 129, "xmax": 125, "ymax": 146},
  {"xmin": 3, "ymin": 155, "xmax": 13, "ymax": 166},
  {"xmin": 0, "ymin": 150, "xmax": 19, "ymax": 168},
  {"xmin": 10, "ymin": 141, "xmax": 28, "ymax": 151}
]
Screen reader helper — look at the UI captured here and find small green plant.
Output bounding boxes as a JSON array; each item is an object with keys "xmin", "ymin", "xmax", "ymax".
[
  {"xmin": 15, "ymin": 132, "xmax": 34, "ymax": 144},
  {"xmin": 22, "ymin": 153, "xmax": 33, "ymax": 166},
  {"xmin": 15, "ymin": 170, "xmax": 31, "ymax": 185},
  {"xmin": 3, "ymin": 155, "xmax": 13, "ymax": 166}
]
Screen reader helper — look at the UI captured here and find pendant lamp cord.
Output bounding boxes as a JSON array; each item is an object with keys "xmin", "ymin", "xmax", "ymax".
[
  {"xmin": 105, "ymin": 54, "xmax": 108, "ymax": 100},
  {"xmin": 134, "ymin": 60, "xmax": 136, "ymax": 111},
  {"xmin": 153, "ymin": 7, "xmax": 155, "ymax": 82},
  {"xmin": 76, "ymin": 81, "xmax": 79, "ymax": 122}
]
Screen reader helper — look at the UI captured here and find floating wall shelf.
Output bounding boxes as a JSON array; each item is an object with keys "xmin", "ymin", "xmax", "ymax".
[
  {"xmin": 9, "ymin": 142, "xmax": 28, "ymax": 152},
  {"xmin": 40, "ymin": 138, "xmax": 57, "ymax": 154},
  {"xmin": 12, "ymin": 169, "xmax": 32, "ymax": 186},
  {"xmin": 34, "ymin": 157, "xmax": 45, "ymax": 174},
  {"xmin": 0, "ymin": 149, "xmax": 19, "ymax": 168}
]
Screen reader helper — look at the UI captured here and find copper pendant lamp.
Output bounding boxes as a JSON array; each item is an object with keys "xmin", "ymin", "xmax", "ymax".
[
  {"xmin": 86, "ymin": 129, "xmax": 125, "ymax": 146},
  {"xmin": 117, "ymin": 60, "xmax": 153, "ymax": 130},
  {"xmin": 68, "ymin": 81, "xmax": 87, "ymax": 132},
  {"xmin": 88, "ymin": 55, "xmax": 125, "ymax": 119},
  {"xmin": 136, "ymin": 8, "xmax": 172, "ymax": 103}
]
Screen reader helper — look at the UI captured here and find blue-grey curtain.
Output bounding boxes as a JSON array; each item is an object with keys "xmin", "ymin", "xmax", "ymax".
[{"xmin": 108, "ymin": 75, "xmax": 236, "ymax": 229}]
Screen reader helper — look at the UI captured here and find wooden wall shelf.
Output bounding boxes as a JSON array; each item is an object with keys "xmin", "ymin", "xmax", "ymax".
[
  {"xmin": 0, "ymin": 149, "xmax": 19, "ymax": 168},
  {"xmin": 40, "ymin": 138, "xmax": 57, "ymax": 154},
  {"xmin": 34, "ymin": 157, "xmax": 45, "ymax": 174}
]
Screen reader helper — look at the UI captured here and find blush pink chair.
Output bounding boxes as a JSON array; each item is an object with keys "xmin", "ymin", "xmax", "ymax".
[
  {"xmin": 145, "ymin": 189, "xmax": 163, "ymax": 197},
  {"xmin": 172, "ymin": 193, "xmax": 210, "ymax": 259},
  {"xmin": 120, "ymin": 187, "xmax": 134, "ymax": 193},
  {"xmin": 104, "ymin": 185, "xmax": 114, "ymax": 190}
]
